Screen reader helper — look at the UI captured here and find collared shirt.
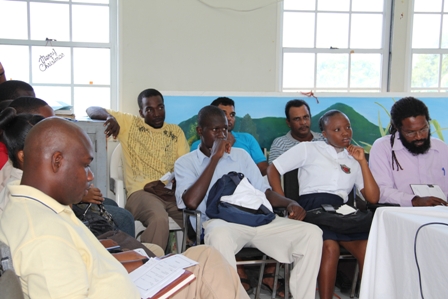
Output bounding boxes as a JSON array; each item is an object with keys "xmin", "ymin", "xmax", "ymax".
[
  {"xmin": 268, "ymin": 131, "xmax": 324, "ymax": 164},
  {"xmin": 273, "ymin": 141, "xmax": 364, "ymax": 203},
  {"xmin": 0, "ymin": 183, "xmax": 140, "ymax": 299},
  {"xmin": 0, "ymin": 166, "xmax": 22, "ymax": 217},
  {"xmin": 0, "ymin": 159, "xmax": 13, "ymax": 194},
  {"xmin": 107, "ymin": 110, "xmax": 189, "ymax": 196},
  {"xmin": 369, "ymin": 135, "xmax": 448, "ymax": 207},
  {"xmin": 190, "ymin": 132, "xmax": 267, "ymax": 164},
  {"xmin": 175, "ymin": 147, "xmax": 271, "ymax": 228}
]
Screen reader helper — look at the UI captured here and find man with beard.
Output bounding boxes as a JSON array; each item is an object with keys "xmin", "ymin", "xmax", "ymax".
[
  {"xmin": 369, "ymin": 97, "xmax": 448, "ymax": 206},
  {"xmin": 190, "ymin": 97, "xmax": 268, "ymax": 175},
  {"xmin": 87, "ymin": 88, "xmax": 188, "ymax": 249},
  {"xmin": 268, "ymin": 99, "xmax": 324, "ymax": 164}
]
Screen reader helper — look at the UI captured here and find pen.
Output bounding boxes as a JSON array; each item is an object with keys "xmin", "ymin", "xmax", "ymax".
[{"xmin": 443, "ymin": 168, "xmax": 446, "ymax": 176}]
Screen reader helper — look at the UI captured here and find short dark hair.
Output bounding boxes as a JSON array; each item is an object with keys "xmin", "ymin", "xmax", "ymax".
[
  {"xmin": 211, "ymin": 97, "xmax": 235, "ymax": 108},
  {"xmin": 319, "ymin": 110, "xmax": 345, "ymax": 131},
  {"xmin": 389, "ymin": 97, "xmax": 430, "ymax": 134},
  {"xmin": 9, "ymin": 97, "xmax": 49, "ymax": 114},
  {"xmin": 0, "ymin": 80, "xmax": 34, "ymax": 101},
  {"xmin": 137, "ymin": 88, "xmax": 164, "ymax": 109},
  {"xmin": 0, "ymin": 107, "xmax": 44, "ymax": 168},
  {"xmin": 198, "ymin": 105, "xmax": 226, "ymax": 128},
  {"xmin": 285, "ymin": 99, "xmax": 311, "ymax": 120}
]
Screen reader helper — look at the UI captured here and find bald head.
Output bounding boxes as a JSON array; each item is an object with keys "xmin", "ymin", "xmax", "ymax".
[{"xmin": 21, "ymin": 117, "xmax": 94, "ymax": 206}]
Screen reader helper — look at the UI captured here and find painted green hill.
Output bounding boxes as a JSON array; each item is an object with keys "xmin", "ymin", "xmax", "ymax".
[{"xmin": 178, "ymin": 102, "xmax": 383, "ymax": 151}]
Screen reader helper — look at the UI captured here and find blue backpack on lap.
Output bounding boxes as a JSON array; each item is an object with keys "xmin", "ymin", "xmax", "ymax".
[{"xmin": 206, "ymin": 171, "xmax": 275, "ymax": 227}]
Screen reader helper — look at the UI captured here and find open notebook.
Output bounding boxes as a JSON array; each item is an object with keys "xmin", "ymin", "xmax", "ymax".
[
  {"xmin": 410, "ymin": 184, "xmax": 447, "ymax": 201},
  {"xmin": 129, "ymin": 252, "xmax": 197, "ymax": 299}
]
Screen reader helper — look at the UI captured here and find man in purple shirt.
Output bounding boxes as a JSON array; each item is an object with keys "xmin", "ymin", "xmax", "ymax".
[{"xmin": 369, "ymin": 97, "xmax": 448, "ymax": 207}]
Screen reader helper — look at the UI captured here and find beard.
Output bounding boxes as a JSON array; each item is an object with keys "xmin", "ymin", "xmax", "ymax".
[{"xmin": 399, "ymin": 131, "xmax": 431, "ymax": 155}]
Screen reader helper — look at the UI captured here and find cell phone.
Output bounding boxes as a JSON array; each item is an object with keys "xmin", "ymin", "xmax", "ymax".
[{"xmin": 321, "ymin": 204, "xmax": 336, "ymax": 213}]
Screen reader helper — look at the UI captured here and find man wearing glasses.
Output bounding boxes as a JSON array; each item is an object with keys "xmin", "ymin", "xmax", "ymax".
[{"xmin": 369, "ymin": 97, "xmax": 448, "ymax": 206}]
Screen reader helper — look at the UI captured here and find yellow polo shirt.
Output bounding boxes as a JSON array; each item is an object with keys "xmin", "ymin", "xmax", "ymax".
[
  {"xmin": 0, "ymin": 182, "xmax": 140, "ymax": 299},
  {"xmin": 107, "ymin": 110, "xmax": 189, "ymax": 196}
]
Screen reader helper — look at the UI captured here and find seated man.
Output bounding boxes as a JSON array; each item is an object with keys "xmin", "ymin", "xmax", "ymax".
[
  {"xmin": 0, "ymin": 117, "xmax": 249, "ymax": 299},
  {"xmin": 175, "ymin": 105, "xmax": 323, "ymax": 299},
  {"xmin": 268, "ymin": 99, "xmax": 324, "ymax": 164},
  {"xmin": 87, "ymin": 88, "xmax": 188, "ymax": 248},
  {"xmin": 190, "ymin": 97, "xmax": 268, "ymax": 175},
  {"xmin": 369, "ymin": 96, "xmax": 448, "ymax": 206}
]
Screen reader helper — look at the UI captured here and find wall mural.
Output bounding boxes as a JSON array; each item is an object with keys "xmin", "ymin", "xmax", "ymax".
[{"xmin": 164, "ymin": 95, "xmax": 448, "ymax": 153}]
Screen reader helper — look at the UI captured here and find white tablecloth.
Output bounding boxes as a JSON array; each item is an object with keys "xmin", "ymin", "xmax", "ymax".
[{"xmin": 360, "ymin": 207, "xmax": 448, "ymax": 299}]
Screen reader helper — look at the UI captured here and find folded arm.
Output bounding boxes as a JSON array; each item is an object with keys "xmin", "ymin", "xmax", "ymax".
[{"xmin": 86, "ymin": 106, "xmax": 120, "ymax": 138}]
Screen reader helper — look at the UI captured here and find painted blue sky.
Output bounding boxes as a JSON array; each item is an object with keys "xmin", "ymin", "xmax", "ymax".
[{"xmin": 164, "ymin": 95, "xmax": 448, "ymax": 141}]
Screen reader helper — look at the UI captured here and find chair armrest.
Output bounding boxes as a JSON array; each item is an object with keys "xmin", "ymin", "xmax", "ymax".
[{"xmin": 182, "ymin": 209, "xmax": 202, "ymax": 251}]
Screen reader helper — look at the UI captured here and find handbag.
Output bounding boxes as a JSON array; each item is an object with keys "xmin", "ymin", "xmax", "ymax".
[
  {"xmin": 144, "ymin": 180, "xmax": 176, "ymax": 203},
  {"xmin": 72, "ymin": 203, "xmax": 117, "ymax": 236},
  {"xmin": 304, "ymin": 205, "xmax": 373, "ymax": 234},
  {"xmin": 206, "ymin": 172, "xmax": 275, "ymax": 227}
]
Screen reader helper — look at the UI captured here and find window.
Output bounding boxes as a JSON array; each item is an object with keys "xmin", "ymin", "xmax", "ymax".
[
  {"xmin": 281, "ymin": 0, "xmax": 390, "ymax": 92},
  {"xmin": 0, "ymin": 0, "xmax": 116, "ymax": 117},
  {"xmin": 410, "ymin": 0, "xmax": 448, "ymax": 92}
]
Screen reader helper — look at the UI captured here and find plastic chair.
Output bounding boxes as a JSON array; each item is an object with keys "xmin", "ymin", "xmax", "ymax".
[
  {"xmin": 109, "ymin": 143, "xmax": 183, "ymax": 253},
  {"xmin": 0, "ymin": 241, "xmax": 24, "ymax": 299},
  {"xmin": 181, "ymin": 209, "xmax": 289, "ymax": 299}
]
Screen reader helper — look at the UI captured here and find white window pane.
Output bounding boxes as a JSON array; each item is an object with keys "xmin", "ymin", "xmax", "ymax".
[
  {"xmin": 32, "ymin": 46, "xmax": 71, "ymax": 84},
  {"xmin": 316, "ymin": 53, "xmax": 348, "ymax": 87},
  {"xmin": 412, "ymin": 14, "xmax": 441, "ymax": 48},
  {"xmin": 350, "ymin": 54, "xmax": 381, "ymax": 88},
  {"xmin": 0, "ymin": 45, "xmax": 29, "ymax": 81},
  {"xmin": 442, "ymin": 15, "xmax": 448, "ymax": 48},
  {"xmin": 316, "ymin": 13, "xmax": 349, "ymax": 48},
  {"xmin": 441, "ymin": 54, "xmax": 448, "ymax": 87},
  {"xmin": 33, "ymin": 86, "xmax": 72, "ymax": 108},
  {"xmin": 283, "ymin": 12, "xmax": 315, "ymax": 48},
  {"xmin": 284, "ymin": 0, "xmax": 315, "ymax": 10},
  {"xmin": 73, "ymin": 5, "xmax": 109, "ymax": 43},
  {"xmin": 0, "ymin": 1, "xmax": 28, "ymax": 39},
  {"xmin": 318, "ymin": 0, "xmax": 349, "ymax": 11},
  {"xmin": 74, "ymin": 87, "xmax": 110, "ymax": 117},
  {"xmin": 74, "ymin": 48, "xmax": 110, "ymax": 84},
  {"xmin": 414, "ymin": 0, "xmax": 442, "ymax": 12},
  {"xmin": 30, "ymin": 3, "xmax": 69, "ymax": 41},
  {"xmin": 73, "ymin": 0, "xmax": 108, "ymax": 3},
  {"xmin": 283, "ymin": 53, "xmax": 315, "ymax": 88},
  {"xmin": 351, "ymin": 14, "xmax": 383, "ymax": 48},
  {"xmin": 411, "ymin": 54, "xmax": 440, "ymax": 87},
  {"xmin": 352, "ymin": 0, "xmax": 384, "ymax": 12}
]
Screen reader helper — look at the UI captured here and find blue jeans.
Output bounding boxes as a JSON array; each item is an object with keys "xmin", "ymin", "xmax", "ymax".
[{"xmin": 103, "ymin": 198, "xmax": 135, "ymax": 237}]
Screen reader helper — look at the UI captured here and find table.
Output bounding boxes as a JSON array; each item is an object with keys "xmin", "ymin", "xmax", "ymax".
[{"xmin": 360, "ymin": 207, "xmax": 448, "ymax": 299}]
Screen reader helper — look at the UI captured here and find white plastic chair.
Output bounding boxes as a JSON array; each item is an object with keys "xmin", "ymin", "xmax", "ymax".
[{"xmin": 109, "ymin": 143, "xmax": 183, "ymax": 253}]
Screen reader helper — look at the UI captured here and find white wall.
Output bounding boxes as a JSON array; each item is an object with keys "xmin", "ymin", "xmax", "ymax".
[
  {"xmin": 119, "ymin": 0, "xmax": 280, "ymax": 114},
  {"xmin": 118, "ymin": 0, "xmax": 423, "ymax": 116}
]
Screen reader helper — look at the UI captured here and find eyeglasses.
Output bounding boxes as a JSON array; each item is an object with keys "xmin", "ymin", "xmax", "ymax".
[{"xmin": 402, "ymin": 126, "xmax": 430, "ymax": 138}]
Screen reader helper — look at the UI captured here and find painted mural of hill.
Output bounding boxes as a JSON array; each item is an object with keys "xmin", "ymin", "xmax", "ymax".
[{"xmin": 178, "ymin": 102, "xmax": 383, "ymax": 150}]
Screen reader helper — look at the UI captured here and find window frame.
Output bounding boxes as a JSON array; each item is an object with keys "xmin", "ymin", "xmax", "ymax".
[
  {"xmin": 0, "ymin": 0, "xmax": 118, "ymax": 114},
  {"xmin": 280, "ymin": 0, "xmax": 393, "ymax": 93}
]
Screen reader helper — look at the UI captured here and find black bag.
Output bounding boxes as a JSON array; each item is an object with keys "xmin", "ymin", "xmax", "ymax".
[
  {"xmin": 72, "ymin": 203, "xmax": 117, "ymax": 236},
  {"xmin": 304, "ymin": 205, "xmax": 373, "ymax": 234},
  {"xmin": 97, "ymin": 230, "xmax": 156, "ymax": 258},
  {"xmin": 206, "ymin": 172, "xmax": 275, "ymax": 227}
]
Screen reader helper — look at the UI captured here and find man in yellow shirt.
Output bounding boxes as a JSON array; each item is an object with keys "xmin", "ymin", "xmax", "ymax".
[
  {"xmin": 87, "ymin": 88, "xmax": 189, "ymax": 249},
  {"xmin": 0, "ymin": 117, "xmax": 248, "ymax": 299}
]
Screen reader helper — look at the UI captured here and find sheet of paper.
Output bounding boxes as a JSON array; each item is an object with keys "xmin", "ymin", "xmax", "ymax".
[
  {"xmin": 411, "ymin": 184, "xmax": 447, "ymax": 201},
  {"xmin": 336, "ymin": 204, "xmax": 357, "ymax": 215},
  {"xmin": 130, "ymin": 259, "xmax": 184, "ymax": 298},
  {"xmin": 161, "ymin": 254, "xmax": 198, "ymax": 269}
]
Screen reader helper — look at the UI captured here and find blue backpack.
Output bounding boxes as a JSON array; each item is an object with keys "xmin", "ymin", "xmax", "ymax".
[{"xmin": 206, "ymin": 171, "xmax": 275, "ymax": 227}]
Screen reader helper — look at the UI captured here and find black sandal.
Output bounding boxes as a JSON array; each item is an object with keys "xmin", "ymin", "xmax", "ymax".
[{"xmin": 261, "ymin": 273, "xmax": 287, "ymax": 298}]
